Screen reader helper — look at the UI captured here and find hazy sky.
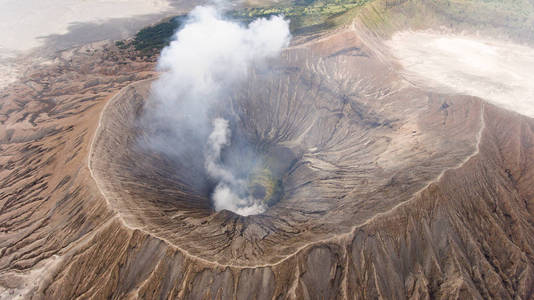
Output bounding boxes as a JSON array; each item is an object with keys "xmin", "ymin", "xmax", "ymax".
[
  {"xmin": 0, "ymin": 0, "xmax": 199, "ymax": 89},
  {"xmin": 0, "ymin": 0, "xmax": 172, "ymax": 54}
]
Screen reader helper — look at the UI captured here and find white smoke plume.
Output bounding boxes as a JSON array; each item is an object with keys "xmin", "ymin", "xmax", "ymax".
[
  {"xmin": 153, "ymin": 5, "xmax": 290, "ymax": 103},
  {"xmin": 205, "ymin": 118, "xmax": 236, "ymax": 185},
  {"xmin": 206, "ymin": 118, "xmax": 266, "ymax": 216},
  {"xmin": 142, "ymin": 4, "xmax": 291, "ymax": 215}
]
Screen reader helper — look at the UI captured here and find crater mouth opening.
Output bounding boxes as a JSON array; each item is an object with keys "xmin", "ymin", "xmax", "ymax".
[
  {"xmin": 205, "ymin": 128, "xmax": 294, "ymax": 216},
  {"xmin": 137, "ymin": 107, "xmax": 297, "ymax": 217}
]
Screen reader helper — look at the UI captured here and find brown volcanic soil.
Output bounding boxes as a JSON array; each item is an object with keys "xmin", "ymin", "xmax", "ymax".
[{"xmin": 2, "ymin": 11, "xmax": 534, "ymax": 300}]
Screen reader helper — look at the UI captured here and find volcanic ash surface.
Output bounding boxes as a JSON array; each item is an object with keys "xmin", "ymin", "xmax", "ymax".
[{"xmin": 387, "ymin": 31, "xmax": 534, "ymax": 117}]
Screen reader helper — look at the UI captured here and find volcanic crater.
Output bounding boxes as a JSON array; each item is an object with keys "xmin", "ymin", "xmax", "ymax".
[{"xmin": 89, "ymin": 36, "xmax": 484, "ymax": 267}]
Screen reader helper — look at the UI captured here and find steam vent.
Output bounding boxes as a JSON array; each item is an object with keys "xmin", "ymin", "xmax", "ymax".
[{"xmin": 2, "ymin": 0, "xmax": 534, "ymax": 299}]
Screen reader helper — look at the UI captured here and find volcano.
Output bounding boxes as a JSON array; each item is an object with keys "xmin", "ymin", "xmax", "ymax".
[{"xmin": 1, "ymin": 0, "xmax": 534, "ymax": 299}]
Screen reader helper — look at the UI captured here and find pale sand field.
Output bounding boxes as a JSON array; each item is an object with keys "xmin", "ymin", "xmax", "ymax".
[
  {"xmin": 0, "ymin": 0, "xmax": 172, "ymax": 52},
  {"xmin": 387, "ymin": 31, "xmax": 534, "ymax": 118}
]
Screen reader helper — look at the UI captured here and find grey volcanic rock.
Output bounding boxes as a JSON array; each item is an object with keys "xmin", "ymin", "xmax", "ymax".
[{"xmin": 1, "ymin": 1, "xmax": 534, "ymax": 299}]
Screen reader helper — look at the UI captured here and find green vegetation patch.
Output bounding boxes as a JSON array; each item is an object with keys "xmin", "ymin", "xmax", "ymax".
[
  {"xmin": 356, "ymin": 0, "xmax": 534, "ymax": 42},
  {"xmin": 124, "ymin": 0, "xmax": 534, "ymax": 58},
  {"xmin": 131, "ymin": 16, "xmax": 186, "ymax": 56},
  {"xmin": 229, "ymin": 0, "xmax": 371, "ymax": 34},
  {"xmin": 433, "ymin": 0, "xmax": 534, "ymax": 37},
  {"xmin": 126, "ymin": 0, "xmax": 371, "ymax": 56}
]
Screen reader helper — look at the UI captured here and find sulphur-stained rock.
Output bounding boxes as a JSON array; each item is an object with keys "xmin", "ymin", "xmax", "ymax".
[{"xmin": 2, "ymin": 1, "xmax": 534, "ymax": 299}]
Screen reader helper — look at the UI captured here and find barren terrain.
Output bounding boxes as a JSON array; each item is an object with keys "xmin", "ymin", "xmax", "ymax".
[{"xmin": 1, "ymin": 0, "xmax": 534, "ymax": 299}]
